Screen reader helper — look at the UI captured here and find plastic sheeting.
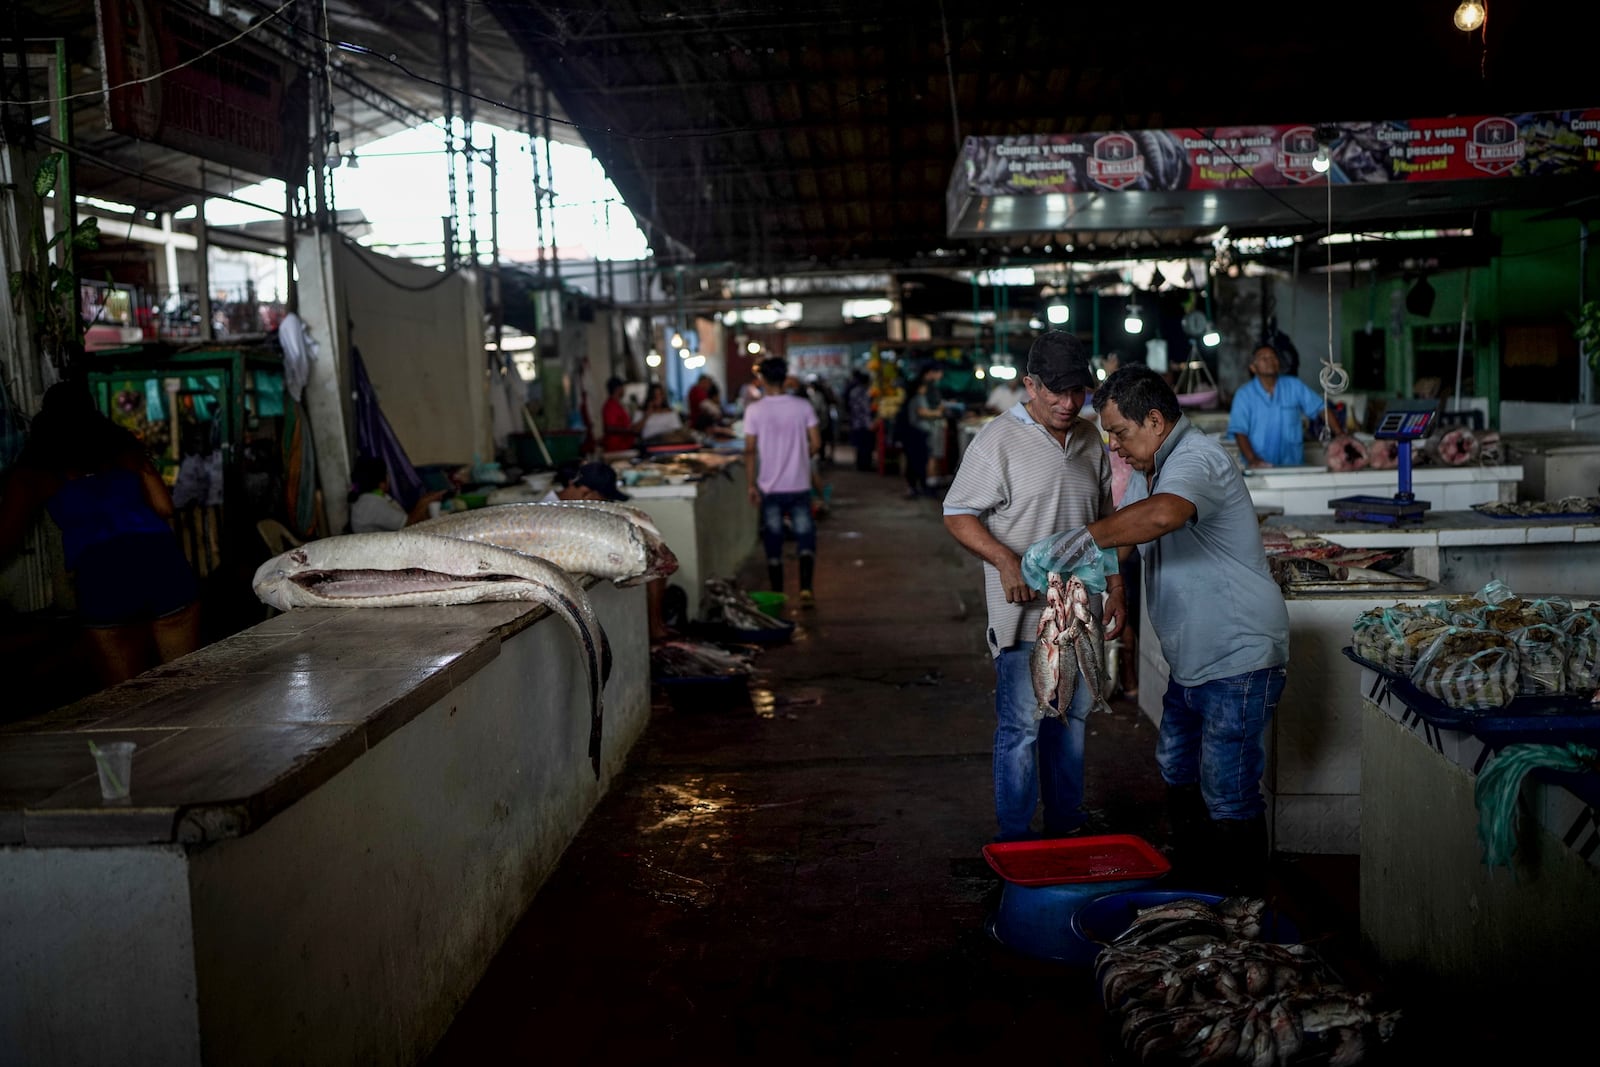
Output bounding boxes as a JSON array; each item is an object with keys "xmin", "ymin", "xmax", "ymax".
[{"xmin": 352, "ymin": 346, "xmax": 424, "ymax": 512}]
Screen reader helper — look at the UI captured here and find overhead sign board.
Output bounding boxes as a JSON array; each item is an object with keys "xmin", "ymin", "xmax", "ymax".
[{"xmin": 98, "ymin": 0, "xmax": 309, "ymax": 181}]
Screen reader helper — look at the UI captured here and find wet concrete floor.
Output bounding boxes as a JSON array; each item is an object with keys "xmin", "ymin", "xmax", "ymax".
[{"xmin": 421, "ymin": 461, "xmax": 1455, "ymax": 1066}]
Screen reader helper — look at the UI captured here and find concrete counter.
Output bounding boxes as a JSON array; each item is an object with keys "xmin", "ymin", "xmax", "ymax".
[
  {"xmin": 0, "ymin": 582, "xmax": 651, "ymax": 1065},
  {"xmin": 624, "ymin": 459, "xmax": 759, "ymax": 620}
]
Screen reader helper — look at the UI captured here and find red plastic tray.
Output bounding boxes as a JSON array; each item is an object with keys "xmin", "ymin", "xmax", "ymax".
[{"xmin": 981, "ymin": 834, "xmax": 1171, "ymax": 887}]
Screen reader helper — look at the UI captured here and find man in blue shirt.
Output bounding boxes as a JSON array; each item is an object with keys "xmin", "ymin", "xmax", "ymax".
[
  {"xmin": 1022, "ymin": 365, "xmax": 1289, "ymax": 895},
  {"xmin": 1227, "ymin": 345, "xmax": 1340, "ymax": 467}
]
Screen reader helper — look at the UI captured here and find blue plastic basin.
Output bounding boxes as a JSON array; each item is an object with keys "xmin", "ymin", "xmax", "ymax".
[{"xmin": 987, "ymin": 876, "xmax": 1166, "ymax": 965}]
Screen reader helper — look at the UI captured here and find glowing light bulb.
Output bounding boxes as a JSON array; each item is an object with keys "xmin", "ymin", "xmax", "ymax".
[
  {"xmin": 1124, "ymin": 308, "xmax": 1143, "ymax": 334},
  {"xmin": 1202, "ymin": 330, "xmax": 1221, "ymax": 348},
  {"xmin": 1453, "ymin": 0, "xmax": 1485, "ymax": 31},
  {"xmin": 669, "ymin": 332, "xmax": 685, "ymax": 349},
  {"xmin": 645, "ymin": 351, "xmax": 662, "ymax": 368},
  {"xmin": 1311, "ymin": 146, "xmax": 1331, "ymax": 174},
  {"xmin": 746, "ymin": 341, "xmax": 763, "ymax": 355},
  {"xmin": 1046, "ymin": 303, "xmax": 1070, "ymax": 325},
  {"xmin": 974, "ymin": 366, "xmax": 986, "ymax": 380}
]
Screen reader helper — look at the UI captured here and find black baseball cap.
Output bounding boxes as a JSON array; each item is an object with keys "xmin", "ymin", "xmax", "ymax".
[
  {"xmin": 1026, "ymin": 331, "xmax": 1094, "ymax": 392},
  {"xmin": 571, "ymin": 462, "xmax": 630, "ymax": 501}
]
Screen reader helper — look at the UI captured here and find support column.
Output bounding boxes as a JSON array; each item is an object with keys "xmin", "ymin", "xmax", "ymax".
[
  {"xmin": 195, "ymin": 196, "xmax": 213, "ymax": 342},
  {"xmin": 293, "ymin": 232, "xmax": 354, "ymax": 535}
]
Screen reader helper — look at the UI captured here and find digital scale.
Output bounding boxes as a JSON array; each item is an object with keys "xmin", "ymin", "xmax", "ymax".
[{"xmin": 1328, "ymin": 398, "xmax": 1439, "ymax": 525}]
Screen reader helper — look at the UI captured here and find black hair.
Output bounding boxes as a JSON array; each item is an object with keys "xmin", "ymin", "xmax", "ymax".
[
  {"xmin": 758, "ymin": 357, "xmax": 788, "ymax": 385},
  {"xmin": 606, "ymin": 376, "xmax": 624, "ymax": 394},
  {"xmin": 348, "ymin": 455, "xmax": 389, "ymax": 501},
  {"xmin": 18, "ymin": 379, "xmax": 147, "ymax": 477},
  {"xmin": 1096, "ymin": 365, "xmax": 1181, "ymax": 425}
]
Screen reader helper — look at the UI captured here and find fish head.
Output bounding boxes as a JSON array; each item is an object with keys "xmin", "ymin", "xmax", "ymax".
[{"xmin": 253, "ymin": 546, "xmax": 317, "ymax": 610}]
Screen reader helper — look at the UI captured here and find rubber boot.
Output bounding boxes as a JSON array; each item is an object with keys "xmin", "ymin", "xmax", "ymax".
[
  {"xmin": 1164, "ymin": 783, "xmax": 1212, "ymax": 889},
  {"xmin": 1209, "ymin": 816, "xmax": 1269, "ymax": 899},
  {"xmin": 798, "ymin": 553, "xmax": 815, "ymax": 596},
  {"xmin": 767, "ymin": 562, "xmax": 784, "ymax": 593}
]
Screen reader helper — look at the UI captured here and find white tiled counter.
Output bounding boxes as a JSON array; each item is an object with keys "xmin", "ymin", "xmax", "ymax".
[{"xmin": 1243, "ymin": 464, "xmax": 1522, "ymax": 514}]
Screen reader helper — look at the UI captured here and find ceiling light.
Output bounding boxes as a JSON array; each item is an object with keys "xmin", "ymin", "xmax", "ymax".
[
  {"xmin": 1453, "ymin": 0, "xmax": 1485, "ymax": 31},
  {"xmin": 645, "ymin": 351, "xmax": 662, "ymax": 368},
  {"xmin": 746, "ymin": 341, "xmax": 763, "ymax": 355},
  {"xmin": 1124, "ymin": 302, "xmax": 1144, "ymax": 335},
  {"xmin": 1202, "ymin": 329, "xmax": 1221, "ymax": 348},
  {"xmin": 1311, "ymin": 145, "xmax": 1331, "ymax": 174},
  {"xmin": 684, "ymin": 354, "xmax": 706, "ymax": 369},
  {"xmin": 669, "ymin": 331, "xmax": 685, "ymax": 349},
  {"xmin": 1046, "ymin": 302, "xmax": 1070, "ymax": 325},
  {"xmin": 974, "ymin": 366, "xmax": 987, "ymax": 380}
]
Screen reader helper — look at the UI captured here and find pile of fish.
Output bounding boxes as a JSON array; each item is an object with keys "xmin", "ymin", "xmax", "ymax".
[
  {"xmin": 651, "ymin": 639, "xmax": 756, "ymax": 678},
  {"xmin": 252, "ymin": 501, "xmax": 678, "ymax": 777},
  {"xmin": 1096, "ymin": 897, "xmax": 1400, "ymax": 1066},
  {"xmin": 1030, "ymin": 571, "xmax": 1111, "ymax": 718},
  {"xmin": 703, "ymin": 578, "xmax": 787, "ymax": 631}
]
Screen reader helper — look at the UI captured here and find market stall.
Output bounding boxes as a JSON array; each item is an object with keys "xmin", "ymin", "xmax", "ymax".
[{"xmin": 609, "ymin": 449, "xmax": 756, "ymax": 622}]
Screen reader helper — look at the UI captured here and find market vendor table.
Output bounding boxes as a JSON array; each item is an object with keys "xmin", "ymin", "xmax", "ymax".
[
  {"xmin": 0, "ymin": 583, "xmax": 650, "ymax": 1066},
  {"xmin": 1242, "ymin": 463, "xmax": 1522, "ymax": 514},
  {"xmin": 1353, "ymin": 658, "xmax": 1600, "ymax": 1002},
  {"xmin": 1264, "ymin": 510, "xmax": 1600, "ymax": 595},
  {"xmin": 624, "ymin": 458, "xmax": 759, "ymax": 621}
]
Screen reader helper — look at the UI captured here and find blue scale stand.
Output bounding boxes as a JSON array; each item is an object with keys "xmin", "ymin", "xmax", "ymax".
[{"xmin": 1328, "ymin": 398, "xmax": 1439, "ymax": 525}]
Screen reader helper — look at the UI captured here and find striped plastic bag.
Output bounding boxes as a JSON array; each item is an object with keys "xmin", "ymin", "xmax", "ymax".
[
  {"xmin": 1411, "ymin": 627, "xmax": 1519, "ymax": 711},
  {"xmin": 1509, "ymin": 622, "xmax": 1568, "ymax": 696},
  {"xmin": 1562, "ymin": 611, "xmax": 1600, "ymax": 693}
]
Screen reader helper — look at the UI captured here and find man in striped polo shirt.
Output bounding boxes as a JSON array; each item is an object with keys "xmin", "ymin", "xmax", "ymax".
[{"xmin": 943, "ymin": 332, "xmax": 1127, "ymax": 842}]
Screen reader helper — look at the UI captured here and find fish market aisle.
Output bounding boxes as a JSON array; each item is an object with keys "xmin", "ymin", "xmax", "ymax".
[{"xmin": 423, "ymin": 466, "xmax": 1357, "ymax": 1064}]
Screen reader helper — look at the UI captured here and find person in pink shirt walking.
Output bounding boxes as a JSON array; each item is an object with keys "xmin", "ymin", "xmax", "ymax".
[{"xmin": 744, "ymin": 356, "xmax": 823, "ymax": 606}]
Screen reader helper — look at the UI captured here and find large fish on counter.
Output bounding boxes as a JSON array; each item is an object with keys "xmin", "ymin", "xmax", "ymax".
[
  {"xmin": 252, "ymin": 531, "xmax": 610, "ymax": 776},
  {"xmin": 413, "ymin": 502, "xmax": 677, "ymax": 586}
]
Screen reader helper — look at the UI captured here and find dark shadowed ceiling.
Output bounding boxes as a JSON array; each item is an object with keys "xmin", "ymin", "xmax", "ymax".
[{"xmin": 486, "ymin": 0, "xmax": 1600, "ymax": 273}]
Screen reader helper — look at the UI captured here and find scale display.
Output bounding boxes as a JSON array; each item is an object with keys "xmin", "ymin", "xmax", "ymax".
[{"xmin": 1374, "ymin": 408, "xmax": 1436, "ymax": 440}]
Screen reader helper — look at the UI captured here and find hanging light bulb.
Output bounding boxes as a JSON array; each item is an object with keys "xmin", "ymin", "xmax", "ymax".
[
  {"xmin": 746, "ymin": 340, "xmax": 763, "ymax": 356},
  {"xmin": 1046, "ymin": 302, "xmax": 1070, "ymax": 325},
  {"xmin": 1453, "ymin": 0, "xmax": 1485, "ymax": 31},
  {"xmin": 1202, "ymin": 328, "xmax": 1221, "ymax": 348},
  {"xmin": 1124, "ymin": 301, "xmax": 1144, "ymax": 335},
  {"xmin": 1311, "ymin": 144, "xmax": 1331, "ymax": 174},
  {"xmin": 645, "ymin": 351, "xmax": 663, "ymax": 368},
  {"xmin": 669, "ymin": 331, "xmax": 686, "ymax": 349}
]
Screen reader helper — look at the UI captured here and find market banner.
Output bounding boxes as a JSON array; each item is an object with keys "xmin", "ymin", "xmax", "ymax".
[
  {"xmin": 98, "ymin": 0, "xmax": 309, "ymax": 181},
  {"xmin": 950, "ymin": 110, "xmax": 1600, "ymax": 199}
]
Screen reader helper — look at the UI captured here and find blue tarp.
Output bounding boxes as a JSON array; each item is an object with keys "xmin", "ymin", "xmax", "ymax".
[{"xmin": 352, "ymin": 345, "xmax": 424, "ymax": 510}]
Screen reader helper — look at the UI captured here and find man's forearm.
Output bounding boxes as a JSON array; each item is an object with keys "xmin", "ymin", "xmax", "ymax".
[
  {"xmin": 1087, "ymin": 494, "xmax": 1193, "ymax": 549},
  {"xmin": 943, "ymin": 514, "xmax": 1017, "ymax": 570}
]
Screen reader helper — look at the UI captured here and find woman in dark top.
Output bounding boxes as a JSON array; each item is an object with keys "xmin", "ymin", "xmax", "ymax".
[{"xmin": 0, "ymin": 380, "xmax": 201, "ymax": 686}]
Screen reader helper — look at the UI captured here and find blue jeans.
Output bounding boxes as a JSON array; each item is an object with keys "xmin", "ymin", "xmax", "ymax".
[
  {"xmin": 993, "ymin": 643, "xmax": 1091, "ymax": 841},
  {"xmin": 759, "ymin": 490, "xmax": 815, "ymax": 561},
  {"xmin": 1155, "ymin": 667, "xmax": 1285, "ymax": 821}
]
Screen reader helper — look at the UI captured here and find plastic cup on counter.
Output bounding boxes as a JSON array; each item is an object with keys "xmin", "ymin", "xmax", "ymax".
[{"xmin": 89, "ymin": 740, "xmax": 136, "ymax": 802}]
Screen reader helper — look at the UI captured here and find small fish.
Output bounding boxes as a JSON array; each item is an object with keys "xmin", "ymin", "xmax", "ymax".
[{"xmin": 1031, "ymin": 573, "xmax": 1072, "ymax": 718}]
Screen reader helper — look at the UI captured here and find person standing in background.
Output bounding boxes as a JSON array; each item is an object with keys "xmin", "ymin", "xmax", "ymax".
[
  {"xmin": 901, "ymin": 364, "xmax": 948, "ymax": 498},
  {"xmin": 1227, "ymin": 345, "xmax": 1341, "ymax": 468},
  {"xmin": 942, "ymin": 332, "xmax": 1125, "ymax": 841},
  {"xmin": 0, "ymin": 380, "xmax": 204, "ymax": 687},
  {"xmin": 601, "ymin": 377, "xmax": 639, "ymax": 454},
  {"xmin": 844, "ymin": 369, "xmax": 876, "ymax": 471},
  {"xmin": 744, "ymin": 357, "xmax": 822, "ymax": 607}
]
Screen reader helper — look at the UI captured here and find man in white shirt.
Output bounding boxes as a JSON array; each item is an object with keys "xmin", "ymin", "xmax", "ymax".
[{"xmin": 744, "ymin": 357, "xmax": 822, "ymax": 606}]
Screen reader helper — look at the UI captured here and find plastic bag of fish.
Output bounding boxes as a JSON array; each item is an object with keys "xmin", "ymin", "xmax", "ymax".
[
  {"xmin": 1350, "ymin": 605, "xmax": 1447, "ymax": 674},
  {"xmin": 1409, "ymin": 627, "xmax": 1519, "ymax": 711},
  {"xmin": 1096, "ymin": 896, "xmax": 1400, "ymax": 1065}
]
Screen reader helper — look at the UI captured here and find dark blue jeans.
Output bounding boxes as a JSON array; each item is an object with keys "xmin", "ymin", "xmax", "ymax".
[
  {"xmin": 992, "ymin": 643, "xmax": 1091, "ymax": 841},
  {"xmin": 1155, "ymin": 666, "xmax": 1285, "ymax": 821},
  {"xmin": 759, "ymin": 490, "xmax": 815, "ymax": 561}
]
